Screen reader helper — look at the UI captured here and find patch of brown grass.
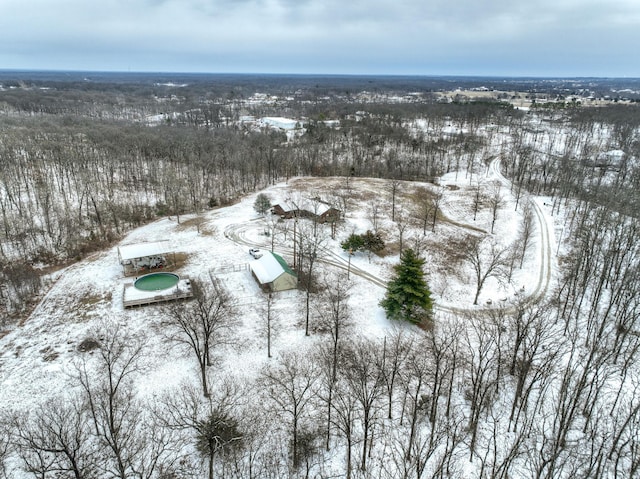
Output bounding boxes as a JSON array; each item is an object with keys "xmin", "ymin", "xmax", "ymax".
[
  {"xmin": 78, "ymin": 292, "xmax": 112, "ymax": 308},
  {"xmin": 61, "ymin": 291, "xmax": 115, "ymax": 323},
  {"xmin": 170, "ymin": 252, "xmax": 189, "ymax": 271},
  {"xmin": 40, "ymin": 346, "xmax": 60, "ymax": 362},
  {"xmin": 358, "ymin": 189, "xmax": 384, "ymax": 202},
  {"xmin": 176, "ymin": 216, "xmax": 216, "ymax": 236}
]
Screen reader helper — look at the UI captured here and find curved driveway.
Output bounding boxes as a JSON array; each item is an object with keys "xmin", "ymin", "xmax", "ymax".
[{"xmin": 224, "ymin": 166, "xmax": 554, "ymax": 316}]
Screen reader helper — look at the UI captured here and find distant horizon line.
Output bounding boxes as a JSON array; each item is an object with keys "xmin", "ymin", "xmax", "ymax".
[{"xmin": 0, "ymin": 68, "xmax": 638, "ymax": 81}]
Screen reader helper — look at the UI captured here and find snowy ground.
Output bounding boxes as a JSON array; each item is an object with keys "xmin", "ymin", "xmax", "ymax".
[{"xmin": 0, "ymin": 164, "xmax": 556, "ymax": 416}]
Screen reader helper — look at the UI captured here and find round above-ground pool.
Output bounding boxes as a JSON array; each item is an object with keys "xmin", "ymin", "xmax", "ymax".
[{"xmin": 134, "ymin": 272, "xmax": 179, "ymax": 291}]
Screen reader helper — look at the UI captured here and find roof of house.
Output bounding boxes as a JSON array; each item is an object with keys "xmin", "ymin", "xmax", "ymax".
[
  {"xmin": 274, "ymin": 199, "xmax": 337, "ymax": 216},
  {"xmin": 272, "ymin": 252, "xmax": 296, "ymax": 276},
  {"xmin": 118, "ymin": 240, "xmax": 172, "ymax": 261},
  {"xmin": 250, "ymin": 252, "xmax": 296, "ymax": 284},
  {"xmin": 314, "ymin": 202, "xmax": 335, "ymax": 216}
]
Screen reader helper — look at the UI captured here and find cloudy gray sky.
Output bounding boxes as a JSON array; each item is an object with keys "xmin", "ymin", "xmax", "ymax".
[{"xmin": 2, "ymin": 0, "xmax": 639, "ymax": 76}]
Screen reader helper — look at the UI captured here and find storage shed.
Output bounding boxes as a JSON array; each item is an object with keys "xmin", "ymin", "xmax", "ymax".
[
  {"xmin": 117, "ymin": 240, "xmax": 173, "ymax": 275},
  {"xmin": 250, "ymin": 252, "xmax": 298, "ymax": 292}
]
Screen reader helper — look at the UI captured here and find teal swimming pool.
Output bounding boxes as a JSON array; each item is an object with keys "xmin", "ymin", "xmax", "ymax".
[{"xmin": 134, "ymin": 272, "xmax": 179, "ymax": 291}]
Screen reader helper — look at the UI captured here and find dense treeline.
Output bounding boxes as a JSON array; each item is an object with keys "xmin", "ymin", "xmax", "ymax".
[{"xmin": 1, "ymin": 290, "xmax": 638, "ymax": 478}]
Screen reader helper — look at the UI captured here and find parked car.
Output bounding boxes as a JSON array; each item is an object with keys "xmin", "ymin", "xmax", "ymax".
[{"xmin": 249, "ymin": 248, "xmax": 263, "ymax": 259}]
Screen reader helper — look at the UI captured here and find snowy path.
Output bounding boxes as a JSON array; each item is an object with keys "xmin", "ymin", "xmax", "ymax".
[
  {"xmin": 223, "ymin": 220, "xmax": 388, "ymax": 288},
  {"xmin": 489, "ymin": 157, "xmax": 553, "ymax": 307},
  {"xmin": 222, "ymin": 162, "xmax": 556, "ymax": 315}
]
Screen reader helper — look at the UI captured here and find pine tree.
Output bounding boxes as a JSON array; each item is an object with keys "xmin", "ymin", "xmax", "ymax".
[
  {"xmin": 341, "ymin": 233, "xmax": 365, "ymax": 253},
  {"xmin": 380, "ymin": 248, "xmax": 433, "ymax": 325},
  {"xmin": 253, "ymin": 193, "xmax": 271, "ymax": 215},
  {"xmin": 341, "ymin": 230, "xmax": 385, "ymax": 260},
  {"xmin": 361, "ymin": 230, "xmax": 384, "ymax": 258}
]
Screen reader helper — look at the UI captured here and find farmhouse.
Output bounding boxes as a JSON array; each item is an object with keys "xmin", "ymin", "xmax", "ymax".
[
  {"xmin": 271, "ymin": 198, "xmax": 340, "ymax": 224},
  {"xmin": 250, "ymin": 251, "xmax": 298, "ymax": 292},
  {"xmin": 314, "ymin": 203, "xmax": 341, "ymax": 224},
  {"xmin": 271, "ymin": 203, "xmax": 298, "ymax": 219},
  {"xmin": 117, "ymin": 240, "xmax": 173, "ymax": 275}
]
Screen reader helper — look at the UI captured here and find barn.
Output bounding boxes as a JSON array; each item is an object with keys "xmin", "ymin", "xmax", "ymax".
[{"xmin": 250, "ymin": 252, "xmax": 298, "ymax": 292}]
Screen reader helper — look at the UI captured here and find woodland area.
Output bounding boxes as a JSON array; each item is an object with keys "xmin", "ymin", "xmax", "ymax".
[{"xmin": 0, "ymin": 73, "xmax": 640, "ymax": 478}]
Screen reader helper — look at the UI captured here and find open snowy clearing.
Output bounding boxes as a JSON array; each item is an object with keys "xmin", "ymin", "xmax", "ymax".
[{"xmin": 0, "ymin": 166, "xmax": 557, "ymax": 414}]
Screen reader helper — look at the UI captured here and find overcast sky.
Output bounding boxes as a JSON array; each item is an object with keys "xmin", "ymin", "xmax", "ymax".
[{"xmin": 1, "ymin": 0, "xmax": 639, "ymax": 77}]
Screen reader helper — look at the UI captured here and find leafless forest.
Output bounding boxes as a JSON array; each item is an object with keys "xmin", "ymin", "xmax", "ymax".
[{"xmin": 1, "ymin": 73, "xmax": 640, "ymax": 478}]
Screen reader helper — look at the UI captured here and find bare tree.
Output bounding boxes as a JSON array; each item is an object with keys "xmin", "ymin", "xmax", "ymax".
[
  {"xmin": 262, "ymin": 213, "xmax": 280, "ymax": 252},
  {"xmin": 477, "ymin": 403, "xmax": 535, "ymax": 479},
  {"xmin": 261, "ymin": 291, "xmax": 278, "ymax": 358},
  {"xmin": 413, "ymin": 186, "xmax": 432, "ymax": 235},
  {"xmin": 11, "ymin": 398, "xmax": 97, "ymax": 479},
  {"xmin": 341, "ymin": 339, "xmax": 385, "ymax": 473},
  {"xmin": 76, "ymin": 324, "xmax": 174, "ymax": 479},
  {"xmin": 407, "ymin": 233, "xmax": 429, "ymax": 258},
  {"xmin": 425, "ymin": 319, "xmax": 462, "ymax": 429},
  {"xmin": 505, "ymin": 302, "xmax": 559, "ymax": 432},
  {"xmin": 192, "ymin": 214, "xmax": 208, "ymax": 235},
  {"xmin": 296, "ymin": 221, "xmax": 328, "ymax": 336},
  {"xmin": 395, "ymin": 212, "xmax": 410, "ymax": 255},
  {"xmin": 329, "ymin": 374, "xmax": 359, "ymax": 479},
  {"xmin": 0, "ymin": 416, "xmax": 9, "ymax": 479},
  {"xmin": 0, "ymin": 260, "xmax": 42, "ymax": 317},
  {"xmin": 518, "ymin": 200, "xmax": 535, "ymax": 268},
  {"xmin": 314, "ymin": 273, "xmax": 352, "ymax": 449},
  {"xmin": 488, "ymin": 182, "xmax": 503, "ymax": 234},
  {"xmin": 430, "ymin": 186, "xmax": 444, "ymax": 232},
  {"xmin": 389, "ymin": 179, "xmax": 402, "ymax": 222},
  {"xmin": 164, "ymin": 281, "xmax": 236, "ymax": 397},
  {"xmin": 160, "ymin": 379, "xmax": 244, "ymax": 479},
  {"xmin": 461, "ymin": 317, "xmax": 499, "ymax": 461},
  {"xmin": 163, "ymin": 167, "xmax": 189, "ymax": 224},
  {"xmin": 400, "ymin": 335, "xmax": 430, "ymax": 462},
  {"xmin": 260, "ymin": 351, "xmax": 319, "ymax": 469},
  {"xmin": 472, "ymin": 181, "xmax": 482, "ymax": 222},
  {"xmin": 331, "ymin": 184, "xmax": 351, "ymax": 219},
  {"xmin": 461, "ymin": 236, "xmax": 508, "ymax": 305},
  {"xmin": 226, "ymin": 406, "xmax": 279, "ymax": 479},
  {"xmin": 381, "ymin": 327, "xmax": 414, "ymax": 420},
  {"xmin": 368, "ymin": 200, "xmax": 381, "ymax": 233}
]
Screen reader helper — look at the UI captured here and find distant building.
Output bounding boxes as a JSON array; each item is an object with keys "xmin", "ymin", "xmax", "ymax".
[
  {"xmin": 250, "ymin": 252, "xmax": 297, "ymax": 292},
  {"xmin": 271, "ymin": 203, "xmax": 299, "ymax": 219},
  {"xmin": 316, "ymin": 205, "xmax": 341, "ymax": 224},
  {"xmin": 271, "ymin": 198, "xmax": 340, "ymax": 224}
]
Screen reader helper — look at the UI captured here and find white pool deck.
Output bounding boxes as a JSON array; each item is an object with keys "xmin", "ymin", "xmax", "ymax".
[{"xmin": 123, "ymin": 277, "xmax": 193, "ymax": 308}]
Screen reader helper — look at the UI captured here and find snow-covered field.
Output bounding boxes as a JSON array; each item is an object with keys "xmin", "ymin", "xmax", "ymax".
[{"xmin": 0, "ymin": 163, "xmax": 553, "ymax": 413}]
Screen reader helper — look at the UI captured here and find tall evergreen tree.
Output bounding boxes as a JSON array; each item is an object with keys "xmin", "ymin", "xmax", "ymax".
[
  {"xmin": 380, "ymin": 248, "xmax": 433, "ymax": 325},
  {"xmin": 253, "ymin": 193, "xmax": 272, "ymax": 215}
]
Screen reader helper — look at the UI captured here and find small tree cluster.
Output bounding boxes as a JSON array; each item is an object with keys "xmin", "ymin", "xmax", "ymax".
[{"xmin": 341, "ymin": 230, "xmax": 385, "ymax": 260}]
